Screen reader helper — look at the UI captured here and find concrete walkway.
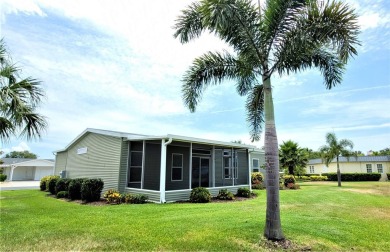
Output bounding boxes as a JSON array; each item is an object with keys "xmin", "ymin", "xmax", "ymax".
[{"xmin": 0, "ymin": 181, "xmax": 40, "ymax": 191}]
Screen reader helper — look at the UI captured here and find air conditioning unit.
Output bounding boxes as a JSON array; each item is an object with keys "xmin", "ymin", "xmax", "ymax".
[{"xmin": 59, "ymin": 170, "xmax": 67, "ymax": 178}]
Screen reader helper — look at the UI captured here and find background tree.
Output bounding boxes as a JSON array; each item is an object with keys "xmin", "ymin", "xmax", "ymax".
[
  {"xmin": 0, "ymin": 38, "xmax": 47, "ymax": 143},
  {"xmin": 371, "ymin": 148, "xmax": 390, "ymax": 156},
  {"xmin": 279, "ymin": 140, "xmax": 308, "ymax": 176},
  {"xmin": 303, "ymin": 148, "xmax": 322, "ymax": 159},
  {"xmin": 174, "ymin": 0, "xmax": 359, "ymax": 240},
  {"xmin": 319, "ymin": 132, "xmax": 354, "ymax": 187},
  {"xmin": 4, "ymin": 150, "xmax": 38, "ymax": 159}
]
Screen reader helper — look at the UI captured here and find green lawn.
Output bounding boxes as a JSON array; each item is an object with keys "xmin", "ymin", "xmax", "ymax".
[{"xmin": 1, "ymin": 182, "xmax": 389, "ymax": 251}]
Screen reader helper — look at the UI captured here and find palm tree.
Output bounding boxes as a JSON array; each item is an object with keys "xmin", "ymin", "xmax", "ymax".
[
  {"xmin": 174, "ymin": 0, "xmax": 359, "ymax": 240},
  {"xmin": 0, "ymin": 38, "xmax": 47, "ymax": 143},
  {"xmin": 279, "ymin": 140, "xmax": 308, "ymax": 176},
  {"xmin": 319, "ymin": 132, "xmax": 354, "ymax": 187}
]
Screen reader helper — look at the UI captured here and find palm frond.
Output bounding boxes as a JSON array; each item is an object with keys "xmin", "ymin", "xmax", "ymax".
[
  {"xmin": 173, "ymin": 2, "xmax": 204, "ymax": 43},
  {"xmin": 246, "ymin": 84, "xmax": 264, "ymax": 141},
  {"xmin": 305, "ymin": 0, "xmax": 360, "ymax": 63},
  {"xmin": 19, "ymin": 110, "xmax": 48, "ymax": 141},
  {"xmin": 0, "ymin": 116, "xmax": 14, "ymax": 143}
]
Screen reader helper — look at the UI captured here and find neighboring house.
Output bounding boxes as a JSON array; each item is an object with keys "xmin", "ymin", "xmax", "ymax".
[
  {"xmin": 306, "ymin": 156, "xmax": 390, "ymax": 180},
  {"xmin": 0, "ymin": 158, "xmax": 54, "ymax": 181},
  {"xmin": 54, "ymin": 128, "xmax": 263, "ymax": 203}
]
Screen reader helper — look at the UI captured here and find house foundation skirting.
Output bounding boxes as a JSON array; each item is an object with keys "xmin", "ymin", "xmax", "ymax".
[{"xmin": 124, "ymin": 185, "xmax": 250, "ymax": 203}]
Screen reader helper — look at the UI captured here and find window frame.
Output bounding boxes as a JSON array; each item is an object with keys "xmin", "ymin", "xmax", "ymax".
[
  {"xmin": 377, "ymin": 164, "xmax": 383, "ymax": 173},
  {"xmin": 252, "ymin": 158, "xmax": 260, "ymax": 172},
  {"xmin": 309, "ymin": 165, "xmax": 315, "ymax": 174},
  {"xmin": 171, "ymin": 153, "xmax": 183, "ymax": 181},
  {"xmin": 129, "ymin": 150, "xmax": 143, "ymax": 183},
  {"xmin": 366, "ymin": 164, "xmax": 372, "ymax": 173}
]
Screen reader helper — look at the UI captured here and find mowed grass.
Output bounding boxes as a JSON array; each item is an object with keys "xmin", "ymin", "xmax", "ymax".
[{"xmin": 1, "ymin": 182, "xmax": 389, "ymax": 251}]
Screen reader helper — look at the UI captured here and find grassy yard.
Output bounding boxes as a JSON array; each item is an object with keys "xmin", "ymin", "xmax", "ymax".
[{"xmin": 1, "ymin": 182, "xmax": 389, "ymax": 251}]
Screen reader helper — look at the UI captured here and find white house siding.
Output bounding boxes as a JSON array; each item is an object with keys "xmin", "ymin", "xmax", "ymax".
[
  {"xmin": 55, "ymin": 132, "xmax": 123, "ymax": 191},
  {"xmin": 54, "ymin": 152, "xmax": 68, "ymax": 176}
]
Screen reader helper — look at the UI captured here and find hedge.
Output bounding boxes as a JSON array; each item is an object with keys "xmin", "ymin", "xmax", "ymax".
[{"xmin": 322, "ymin": 173, "xmax": 381, "ymax": 181}]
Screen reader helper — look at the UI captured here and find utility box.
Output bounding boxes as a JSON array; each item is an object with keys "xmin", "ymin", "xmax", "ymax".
[{"xmin": 59, "ymin": 170, "xmax": 67, "ymax": 178}]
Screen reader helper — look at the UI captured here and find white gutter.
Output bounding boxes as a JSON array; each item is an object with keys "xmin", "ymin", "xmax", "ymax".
[{"xmin": 159, "ymin": 137, "xmax": 173, "ymax": 203}]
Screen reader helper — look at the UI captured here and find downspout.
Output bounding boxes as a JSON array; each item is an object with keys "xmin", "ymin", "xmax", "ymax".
[{"xmin": 159, "ymin": 137, "xmax": 172, "ymax": 203}]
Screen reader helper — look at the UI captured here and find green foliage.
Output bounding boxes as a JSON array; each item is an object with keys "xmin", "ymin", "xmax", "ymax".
[
  {"xmin": 80, "ymin": 178, "xmax": 104, "ymax": 202},
  {"xmin": 47, "ymin": 176, "xmax": 60, "ymax": 195},
  {"xmin": 251, "ymin": 172, "xmax": 263, "ymax": 182},
  {"xmin": 0, "ymin": 174, "xmax": 7, "ymax": 181},
  {"xmin": 297, "ymin": 176, "xmax": 311, "ymax": 181},
  {"xmin": 103, "ymin": 189, "xmax": 122, "ymax": 204},
  {"xmin": 56, "ymin": 191, "xmax": 69, "ymax": 199},
  {"xmin": 4, "ymin": 150, "xmax": 37, "ymax": 159},
  {"xmin": 189, "ymin": 187, "xmax": 211, "ymax": 203},
  {"xmin": 0, "ymin": 39, "xmax": 47, "ymax": 142},
  {"xmin": 322, "ymin": 173, "xmax": 381, "ymax": 181},
  {"xmin": 279, "ymin": 140, "xmax": 308, "ymax": 175},
  {"xmin": 283, "ymin": 175, "xmax": 296, "ymax": 186},
  {"xmin": 236, "ymin": 187, "xmax": 251, "ymax": 198},
  {"xmin": 387, "ymin": 173, "xmax": 390, "ymax": 180},
  {"xmin": 310, "ymin": 176, "xmax": 328, "ymax": 181},
  {"xmin": 216, "ymin": 189, "xmax": 234, "ymax": 200},
  {"xmin": 55, "ymin": 178, "xmax": 71, "ymax": 195},
  {"xmin": 68, "ymin": 178, "xmax": 85, "ymax": 200},
  {"xmin": 40, "ymin": 175, "xmax": 58, "ymax": 191},
  {"xmin": 371, "ymin": 147, "xmax": 390, "ymax": 156},
  {"xmin": 288, "ymin": 184, "xmax": 301, "ymax": 190},
  {"xmin": 128, "ymin": 194, "xmax": 148, "ymax": 204},
  {"xmin": 251, "ymin": 172, "xmax": 265, "ymax": 189}
]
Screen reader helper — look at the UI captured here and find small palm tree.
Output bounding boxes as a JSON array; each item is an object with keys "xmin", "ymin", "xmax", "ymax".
[
  {"xmin": 0, "ymin": 38, "xmax": 47, "ymax": 143},
  {"xmin": 279, "ymin": 140, "xmax": 308, "ymax": 176},
  {"xmin": 319, "ymin": 132, "xmax": 354, "ymax": 187},
  {"xmin": 174, "ymin": 0, "xmax": 359, "ymax": 240}
]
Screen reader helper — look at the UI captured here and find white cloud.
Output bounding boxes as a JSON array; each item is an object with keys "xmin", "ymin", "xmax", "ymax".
[{"xmin": 1, "ymin": 142, "xmax": 31, "ymax": 155}]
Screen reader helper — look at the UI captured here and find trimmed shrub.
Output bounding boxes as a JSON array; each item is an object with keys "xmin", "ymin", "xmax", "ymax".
[
  {"xmin": 322, "ymin": 173, "xmax": 381, "ymax": 181},
  {"xmin": 0, "ymin": 174, "xmax": 7, "ymax": 182},
  {"xmin": 297, "ymin": 176, "xmax": 311, "ymax": 181},
  {"xmin": 310, "ymin": 175, "xmax": 328, "ymax": 181},
  {"xmin": 252, "ymin": 182, "xmax": 266, "ymax": 190},
  {"xmin": 216, "ymin": 189, "xmax": 234, "ymax": 200},
  {"xmin": 190, "ymin": 187, "xmax": 211, "ymax": 203},
  {"xmin": 236, "ymin": 187, "xmax": 251, "ymax": 198},
  {"xmin": 81, "ymin": 178, "xmax": 104, "ymax": 202},
  {"xmin": 103, "ymin": 189, "xmax": 122, "ymax": 204},
  {"xmin": 288, "ymin": 184, "xmax": 300, "ymax": 190},
  {"xmin": 56, "ymin": 191, "xmax": 69, "ymax": 198},
  {"xmin": 48, "ymin": 176, "xmax": 60, "ymax": 195},
  {"xmin": 40, "ymin": 175, "xmax": 58, "ymax": 191},
  {"xmin": 251, "ymin": 172, "xmax": 264, "ymax": 183},
  {"xmin": 68, "ymin": 178, "xmax": 85, "ymax": 200},
  {"xmin": 55, "ymin": 178, "xmax": 71, "ymax": 194},
  {"xmin": 283, "ymin": 175, "xmax": 296, "ymax": 186},
  {"xmin": 128, "ymin": 194, "xmax": 148, "ymax": 204}
]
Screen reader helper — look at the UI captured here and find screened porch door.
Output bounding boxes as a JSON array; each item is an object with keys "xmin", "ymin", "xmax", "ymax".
[{"xmin": 191, "ymin": 157, "xmax": 210, "ymax": 188}]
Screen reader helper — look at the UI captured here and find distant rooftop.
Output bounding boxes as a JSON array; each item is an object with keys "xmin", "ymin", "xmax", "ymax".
[{"xmin": 309, "ymin": 155, "xmax": 390, "ymax": 165}]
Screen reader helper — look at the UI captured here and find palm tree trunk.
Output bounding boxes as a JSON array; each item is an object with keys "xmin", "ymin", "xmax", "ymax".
[
  {"xmin": 337, "ymin": 156, "xmax": 341, "ymax": 187},
  {"xmin": 263, "ymin": 77, "xmax": 284, "ymax": 240}
]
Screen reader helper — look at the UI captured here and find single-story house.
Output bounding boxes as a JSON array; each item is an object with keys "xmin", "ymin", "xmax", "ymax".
[
  {"xmin": 54, "ymin": 128, "xmax": 264, "ymax": 203},
  {"xmin": 306, "ymin": 156, "xmax": 390, "ymax": 180},
  {"xmin": 0, "ymin": 158, "xmax": 55, "ymax": 181}
]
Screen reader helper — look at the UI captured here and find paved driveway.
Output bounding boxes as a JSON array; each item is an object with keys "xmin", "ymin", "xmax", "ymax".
[{"xmin": 0, "ymin": 181, "xmax": 40, "ymax": 191}]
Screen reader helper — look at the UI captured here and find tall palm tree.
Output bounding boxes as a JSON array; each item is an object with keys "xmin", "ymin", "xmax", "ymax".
[
  {"xmin": 319, "ymin": 132, "xmax": 354, "ymax": 187},
  {"xmin": 0, "ymin": 38, "xmax": 47, "ymax": 143},
  {"xmin": 174, "ymin": 0, "xmax": 359, "ymax": 240},
  {"xmin": 279, "ymin": 140, "xmax": 308, "ymax": 176}
]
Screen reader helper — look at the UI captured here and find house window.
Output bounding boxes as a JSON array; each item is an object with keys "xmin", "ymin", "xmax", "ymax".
[
  {"xmin": 377, "ymin": 164, "xmax": 383, "ymax": 173},
  {"xmin": 172, "ymin": 153, "xmax": 183, "ymax": 181},
  {"xmin": 366, "ymin": 164, "xmax": 372, "ymax": 173},
  {"xmin": 224, "ymin": 156, "xmax": 231, "ymax": 179},
  {"xmin": 309, "ymin": 166, "xmax": 315, "ymax": 173},
  {"xmin": 252, "ymin": 159, "xmax": 260, "ymax": 172},
  {"xmin": 129, "ymin": 151, "xmax": 142, "ymax": 182}
]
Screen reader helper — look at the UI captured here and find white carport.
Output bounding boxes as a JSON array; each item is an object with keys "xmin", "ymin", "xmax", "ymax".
[{"xmin": 2, "ymin": 159, "xmax": 54, "ymax": 181}]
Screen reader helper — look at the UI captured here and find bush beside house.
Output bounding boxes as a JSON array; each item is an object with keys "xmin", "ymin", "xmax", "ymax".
[{"xmin": 322, "ymin": 173, "xmax": 381, "ymax": 181}]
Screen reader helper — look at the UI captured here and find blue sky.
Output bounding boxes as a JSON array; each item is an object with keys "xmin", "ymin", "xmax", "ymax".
[{"xmin": 1, "ymin": 0, "xmax": 389, "ymax": 158}]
